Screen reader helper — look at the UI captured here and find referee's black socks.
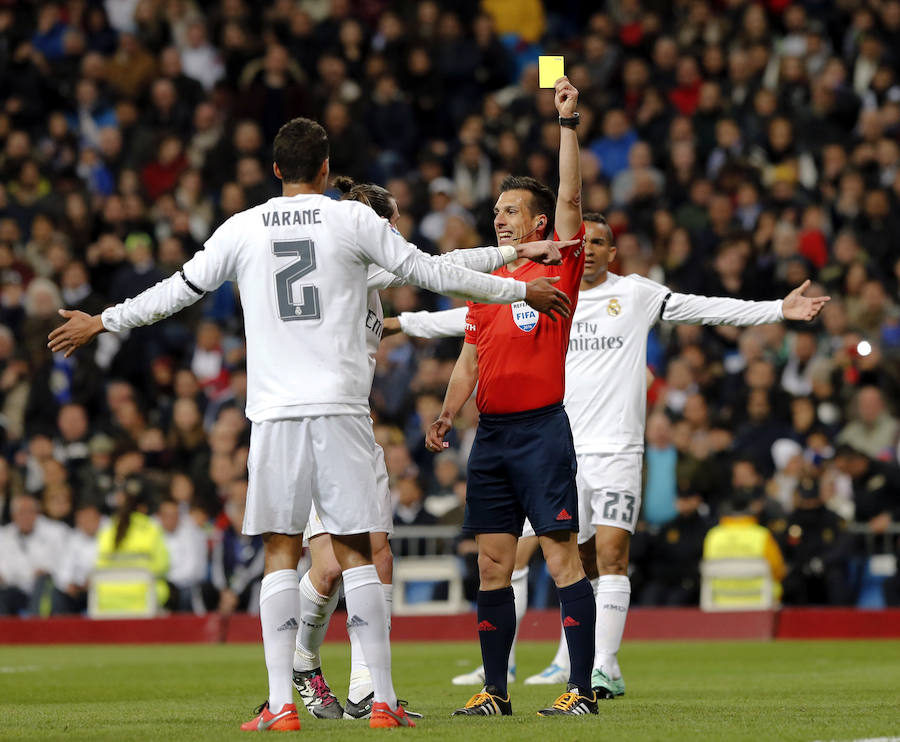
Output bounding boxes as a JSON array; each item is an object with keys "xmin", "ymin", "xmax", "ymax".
[
  {"xmin": 558, "ymin": 577, "xmax": 596, "ymax": 692},
  {"xmin": 476, "ymin": 586, "xmax": 516, "ymax": 697}
]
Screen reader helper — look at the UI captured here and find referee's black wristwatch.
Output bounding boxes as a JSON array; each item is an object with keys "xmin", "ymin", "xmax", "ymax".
[{"xmin": 559, "ymin": 112, "xmax": 580, "ymax": 128}]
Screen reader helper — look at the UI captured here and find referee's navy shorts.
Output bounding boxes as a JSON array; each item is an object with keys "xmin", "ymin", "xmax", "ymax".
[{"xmin": 463, "ymin": 402, "xmax": 578, "ymax": 537}]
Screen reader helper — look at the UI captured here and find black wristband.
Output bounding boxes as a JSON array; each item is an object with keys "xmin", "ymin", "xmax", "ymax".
[{"xmin": 559, "ymin": 112, "xmax": 580, "ymax": 128}]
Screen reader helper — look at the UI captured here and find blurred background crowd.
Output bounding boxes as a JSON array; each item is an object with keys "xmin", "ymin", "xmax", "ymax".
[{"xmin": 1, "ymin": 0, "xmax": 900, "ymax": 617}]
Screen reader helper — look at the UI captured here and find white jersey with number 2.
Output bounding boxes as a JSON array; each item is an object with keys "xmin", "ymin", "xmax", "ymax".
[{"xmin": 101, "ymin": 194, "xmax": 527, "ymax": 423}]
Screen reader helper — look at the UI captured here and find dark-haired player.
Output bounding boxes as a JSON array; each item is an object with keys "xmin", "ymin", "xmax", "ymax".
[
  {"xmin": 48, "ymin": 117, "xmax": 574, "ymax": 731},
  {"xmin": 293, "ymin": 177, "xmax": 575, "ymax": 721},
  {"xmin": 427, "ymin": 77, "xmax": 599, "ymax": 717}
]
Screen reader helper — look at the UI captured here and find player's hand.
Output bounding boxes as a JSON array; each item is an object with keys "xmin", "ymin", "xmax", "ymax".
[
  {"xmin": 516, "ymin": 238, "xmax": 580, "ymax": 266},
  {"xmin": 554, "ymin": 76, "xmax": 579, "ymax": 118},
  {"xmin": 781, "ymin": 280, "xmax": 830, "ymax": 321},
  {"xmin": 47, "ymin": 310, "xmax": 105, "ymax": 357},
  {"xmin": 382, "ymin": 316, "xmax": 402, "ymax": 337},
  {"xmin": 426, "ymin": 414, "xmax": 452, "ymax": 452},
  {"xmin": 525, "ymin": 276, "xmax": 571, "ymax": 321}
]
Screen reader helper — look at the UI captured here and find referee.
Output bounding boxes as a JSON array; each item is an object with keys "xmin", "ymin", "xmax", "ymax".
[{"xmin": 427, "ymin": 77, "xmax": 597, "ymax": 718}]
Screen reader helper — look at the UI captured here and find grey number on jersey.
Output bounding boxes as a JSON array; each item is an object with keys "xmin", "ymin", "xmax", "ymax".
[
  {"xmin": 273, "ymin": 239, "xmax": 320, "ymax": 321},
  {"xmin": 602, "ymin": 492, "xmax": 636, "ymax": 525}
]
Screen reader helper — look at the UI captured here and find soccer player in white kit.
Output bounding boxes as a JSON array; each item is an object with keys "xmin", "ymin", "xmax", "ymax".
[
  {"xmin": 293, "ymin": 177, "xmax": 573, "ymax": 721},
  {"xmin": 47, "ymin": 117, "xmax": 574, "ymax": 731},
  {"xmin": 393, "ymin": 211, "xmax": 829, "ymax": 697}
]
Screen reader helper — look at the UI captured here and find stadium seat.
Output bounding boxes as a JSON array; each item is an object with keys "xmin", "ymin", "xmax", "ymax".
[
  {"xmin": 699, "ymin": 558, "xmax": 775, "ymax": 612},
  {"xmin": 392, "ymin": 557, "xmax": 469, "ymax": 616},
  {"xmin": 87, "ymin": 568, "xmax": 159, "ymax": 619}
]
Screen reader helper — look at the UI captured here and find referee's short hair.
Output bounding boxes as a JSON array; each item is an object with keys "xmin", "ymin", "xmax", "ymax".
[
  {"xmin": 499, "ymin": 175, "xmax": 556, "ymax": 239},
  {"xmin": 273, "ymin": 117, "xmax": 329, "ymax": 184}
]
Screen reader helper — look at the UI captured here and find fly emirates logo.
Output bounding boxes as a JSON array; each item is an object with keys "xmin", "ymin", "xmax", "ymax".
[{"xmin": 568, "ymin": 320, "xmax": 624, "ymax": 352}]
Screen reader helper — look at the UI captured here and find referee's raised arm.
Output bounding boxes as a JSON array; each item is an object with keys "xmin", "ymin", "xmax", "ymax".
[{"xmin": 554, "ymin": 76, "xmax": 583, "ymax": 241}]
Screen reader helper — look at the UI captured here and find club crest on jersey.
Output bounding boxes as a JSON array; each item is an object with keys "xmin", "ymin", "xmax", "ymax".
[
  {"xmin": 607, "ymin": 298, "xmax": 622, "ymax": 317},
  {"xmin": 511, "ymin": 300, "xmax": 538, "ymax": 332}
]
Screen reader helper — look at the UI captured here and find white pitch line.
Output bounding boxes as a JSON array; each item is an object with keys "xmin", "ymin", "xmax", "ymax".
[{"xmin": 0, "ymin": 665, "xmax": 41, "ymax": 673}]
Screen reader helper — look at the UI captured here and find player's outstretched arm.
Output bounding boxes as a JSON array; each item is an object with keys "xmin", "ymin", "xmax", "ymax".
[
  {"xmin": 653, "ymin": 278, "xmax": 830, "ymax": 327},
  {"xmin": 554, "ymin": 76, "xmax": 582, "ymax": 241},
  {"xmin": 367, "ymin": 238, "xmax": 577, "ymax": 292},
  {"xmin": 355, "ymin": 203, "xmax": 571, "ymax": 316},
  {"xmin": 384, "ymin": 307, "xmax": 468, "ymax": 339},
  {"xmin": 426, "ymin": 342, "xmax": 477, "ymax": 452},
  {"xmin": 47, "ymin": 269, "xmax": 208, "ymax": 357}
]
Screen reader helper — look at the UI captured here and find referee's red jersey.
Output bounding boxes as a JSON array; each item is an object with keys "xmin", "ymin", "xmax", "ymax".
[{"xmin": 464, "ymin": 224, "xmax": 586, "ymax": 415}]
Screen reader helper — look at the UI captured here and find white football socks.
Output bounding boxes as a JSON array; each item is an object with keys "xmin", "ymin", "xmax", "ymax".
[
  {"xmin": 293, "ymin": 571, "xmax": 339, "ymax": 672},
  {"xmin": 259, "ymin": 569, "xmax": 300, "ymax": 711},
  {"xmin": 347, "ymin": 581, "xmax": 393, "ymax": 703},
  {"xmin": 343, "ymin": 564, "xmax": 396, "ymax": 708},
  {"xmin": 594, "ymin": 574, "xmax": 630, "ymax": 679},
  {"xmin": 509, "ymin": 566, "xmax": 529, "ymax": 672}
]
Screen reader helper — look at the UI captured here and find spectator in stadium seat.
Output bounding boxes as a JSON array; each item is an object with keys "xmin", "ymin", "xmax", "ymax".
[
  {"xmin": 106, "ymin": 33, "xmax": 158, "ymax": 101},
  {"xmin": 53, "ymin": 403, "xmax": 91, "ymax": 475},
  {"xmin": 67, "ymin": 78, "xmax": 117, "ymax": 150},
  {"xmin": 643, "ymin": 413, "xmax": 679, "ymax": 527},
  {"xmin": 179, "ymin": 20, "xmax": 224, "ymax": 93},
  {"xmin": 589, "ymin": 110, "xmax": 638, "ymax": 179},
  {"xmin": 60, "ymin": 261, "xmax": 105, "ymax": 317},
  {"xmin": 611, "ymin": 141, "xmax": 664, "ymax": 206},
  {"xmin": 204, "ymin": 484, "xmax": 263, "ymax": 615},
  {"xmin": 0, "ymin": 493, "xmax": 69, "ymax": 615},
  {"xmin": 641, "ymin": 490, "xmax": 712, "ymax": 606},
  {"xmin": 140, "ymin": 136, "xmax": 188, "ymax": 202},
  {"xmin": 158, "ymin": 46, "xmax": 206, "ymax": 113},
  {"xmin": 157, "ymin": 497, "xmax": 208, "ymax": 613},
  {"xmin": 832, "ymin": 445, "xmax": 900, "ymax": 531},
  {"xmin": 425, "ymin": 450, "xmax": 463, "ymax": 518},
  {"xmin": 779, "ymin": 476, "xmax": 852, "ymax": 606},
  {"xmin": 321, "ymin": 99, "xmax": 370, "ymax": 182},
  {"xmin": 837, "ymin": 385, "xmax": 900, "ymax": 461},
  {"xmin": 145, "ymin": 78, "xmax": 193, "ymax": 140},
  {"xmin": 236, "ymin": 45, "xmax": 310, "ymax": 145},
  {"xmin": 392, "ymin": 467, "xmax": 437, "ymax": 558},
  {"xmin": 781, "ymin": 330, "xmax": 822, "ymax": 398},
  {"xmin": 51, "ymin": 502, "xmax": 105, "ymax": 614}
]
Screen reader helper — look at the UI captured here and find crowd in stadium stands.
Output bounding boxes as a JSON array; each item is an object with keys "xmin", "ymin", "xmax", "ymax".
[{"xmin": 1, "ymin": 0, "xmax": 900, "ymax": 617}]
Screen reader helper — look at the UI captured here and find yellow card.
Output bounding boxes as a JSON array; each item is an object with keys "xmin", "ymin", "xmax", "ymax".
[{"xmin": 539, "ymin": 56, "xmax": 564, "ymax": 88}]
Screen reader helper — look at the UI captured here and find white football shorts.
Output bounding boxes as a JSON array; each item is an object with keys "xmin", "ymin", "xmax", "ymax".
[
  {"xmin": 576, "ymin": 452, "xmax": 642, "ymax": 543},
  {"xmin": 244, "ymin": 415, "xmax": 380, "ymax": 536},
  {"xmin": 520, "ymin": 453, "xmax": 641, "ymax": 542},
  {"xmin": 304, "ymin": 443, "xmax": 393, "ymax": 541}
]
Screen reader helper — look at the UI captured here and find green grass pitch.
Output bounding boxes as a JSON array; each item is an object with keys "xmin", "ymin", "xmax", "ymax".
[{"xmin": 1, "ymin": 639, "xmax": 898, "ymax": 741}]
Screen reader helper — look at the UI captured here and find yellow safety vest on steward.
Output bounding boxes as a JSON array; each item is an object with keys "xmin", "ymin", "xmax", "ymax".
[
  {"xmin": 95, "ymin": 512, "xmax": 170, "ymax": 612},
  {"xmin": 703, "ymin": 516, "xmax": 785, "ymax": 606}
]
